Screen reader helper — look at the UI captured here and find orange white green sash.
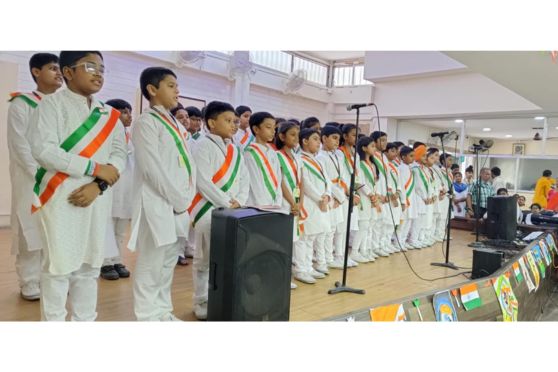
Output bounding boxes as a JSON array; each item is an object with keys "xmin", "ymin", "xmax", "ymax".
[
  {"xmin": 278, "ymin": 149, "xmax": 303, "ymax": 237},
  {"xmin": 9, "ymin": 91, "xmax": 41, "ymax": 108},
  {"xmin": 31, "ymin": 106, "xmax": 121, "ymax": 213},
  {"xmin": 388, "ymin": 161, "xmax": 399, "ymax": 189},
  {"xmin": 413, "ymin": 165, "xmax": 430, "ymax": 194},
  {"xmin": 188, "ymin": 143, "xmax": 241, "ymax": 226},
  {"xmin": 404, "ymin": 170, "xmax": 415, "ymax": 206},
  {"xmin": 240, "ymin": 129, "xmax": 254, "ymax": 147},
  {"xmin": 372, "ymin": 152, "xmax": 386, "ymax": 178},
  {"xmin": 340, "ymin": 146, "xmax": 356, "ymax": 175},
  {"xmin": 302, "ymin": 154, "xmax": 327, "ymax": 187},
  {"xmin": 246, "ymin": 143, "xmax": 279, "ymax": 200},
  {"xmin": 150, "ymin": 111, "xmax": 192, "ymax": 179},
  {"xmin": 360, "ymin": 160, "xmax": 376, "ymax": 187}
]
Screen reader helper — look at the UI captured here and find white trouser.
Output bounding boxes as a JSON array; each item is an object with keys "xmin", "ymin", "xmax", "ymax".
[
  {"xmin": 367, "ymin": 219, "xmax": 380, "ymax": 251},
  {"xmin": 323, "ymin": 229, "xmax": 335, "ymax": 264},
  {"xmin": 15, "ymin": 224, "xmax": 41, "ymax": 287},
  {"xmin": 193, "ymin": 218, "xmax": 211, "ymax": 306},
  {"xmin": 370, "ymin": 218, "xmax": 384, "ymax": 252},
  {"xmin": 181, "ymin": 226, "xmax": 196, "ymax": 257},
  {"xmin": 312, "ymin": 232, "xmax": 327, "ymax": 268},
  {"xmin": 294, "ymin": 233, "xmax": 324, "ymax": 275},
  {"xmin": 396, "ymin": 217, "xmax": 413, "ymax": 245},
  {"xmin": 408, "ymin": 216, "xmax": 423, "ymax": 245},
  {"xmin": 133, "ymin": 215, "xmax": 180, "ymax": 321},
  {"xmin": 434, "ymin": 199, "xmax": 450, "ymax": 239},
  {"xmin": 103, "ymin": 217, "xmax": 130, "ymax": 266},
  {"xmin": 352, "ymin": 219, "xmax": 370, "ymax": 256},
  {"xmin": 41, "ymin": 263, "xmax": 99, "ymax": 321},
  {"xmin": 333, "ymin": 221, "xmax": 347, "ymax": 259}
]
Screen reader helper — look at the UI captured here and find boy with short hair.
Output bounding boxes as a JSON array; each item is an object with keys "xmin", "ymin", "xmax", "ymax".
[
  {"xmin": 188, "ymin": 101, "xmax": 250, "ymax": 320},
  {"xmin": 301, "ymin": 116, "xmax": 321, "ymax": 134},
  {"xmin": 371, "ymin": 131, "xmax": 393, "ymax": 256},
  {"xmin": 233, "ymin": 105, "xmax": 254, "ymax": 150},
  {"xmin": 244, "ymin": 112, "xmax": 283, "ymax": 207},
  {"xmin": 185, "ymin": 106, "xmax": 203, "ymax": 141},
  {"xmin": 101, "ymin": 99, "xmax": 134, "ymax": 280},
  {"xmin": 28, "ymin": 51, "xmax": 127, "ymax": 320},
  {"xmin": 8, "ymin": 53, "xmax": 63, "ymax": 300},
  {"xmin": 171, "ymin": 103, "xmax": 191, "ymax": 140},
  {"xmin": 128, "ymin": 67, "xmax": 197, "ymax": 321}
]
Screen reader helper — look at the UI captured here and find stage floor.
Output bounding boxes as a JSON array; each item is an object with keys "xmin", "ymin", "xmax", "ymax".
[{"xmin": 0, "ymin": 227, "xmax": 476, "ymax": 321}]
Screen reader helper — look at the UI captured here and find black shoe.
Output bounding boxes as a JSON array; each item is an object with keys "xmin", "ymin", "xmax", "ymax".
[
  {"xmin": 113, "ymin": 263, "xmax": 130, "ymax": 278},
  {"xmin": 100, "ymin": 265, "xmax": 119, "ymax": 280}
]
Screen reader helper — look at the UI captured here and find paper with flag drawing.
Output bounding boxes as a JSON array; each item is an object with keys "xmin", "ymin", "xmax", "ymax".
[
  {"xmin": 518, "ymin": 257, "xmax": 535, "ymax": 293},
  {"xmin": 546, "ymin": 234, "xmax": 556, "ymax": 253},
  {"xmin": 525, "ymin": 252, "xmax": 540, "ymax": 291},
  {"xmin": 532, "ymin": 245, "xmax": 546, "ymax": 279},
  {"xmin": 493, "ymin": 274, "xmax": 518, "ymax": 322},
  {"xmin": 539, "ymin": 240, "xmax": 551, "ymax": 266},
  {"xmin": 511, "ymin": 261, "xmax": 523, "ymax": 284},
  {"xmin": 369, "ymin": 304, "xmax": 406, "ymax": 321},
  {"xmin": 459, "ymin": 283, "xmax": 482, "ymax": 311},
  {"xmin": 433, "ymin": 291, "xmax": 458, "ymax": 321}
]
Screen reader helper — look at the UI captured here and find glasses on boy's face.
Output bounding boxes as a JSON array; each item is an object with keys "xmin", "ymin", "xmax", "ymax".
[{"xmin": 70, "ymin": 62, "xmax": 105, "ymax": 75}]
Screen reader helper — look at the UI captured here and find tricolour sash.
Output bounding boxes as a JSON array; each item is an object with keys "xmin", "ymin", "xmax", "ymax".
[
  {"xmin": 413, "ymin": 165, "xmax": 430, "ymax": 194},
  {"xmin": 150, "ymin": 111, "xmax": 192, "ymax": 179},
  {"xmin": 246, "ymin": 144, "xmax": 279, "ymax": 200},
  {"xmin": 302, "ymin": 154, "xmax": 327, "ymax": 187},
  {"xmin": 187, "ymin": 143, "xmax": 241, "ymax": 226},
  {"xmin": 31, "ymin": 106, "xmax": 121, "ymax": 213},
  {"xmin": 404, "ymin": 170, "xmax": 415, "ymax": 206},
  {"xmin": 372, "ymin": 152, "xmax": 387, "ymax": 178},
  {"xmin": 278, "ymin": 149, "xmax": 303, "ymax": 237},
  {"xmin": 240, "ymin": 130, "xmax": 254, "ymax": 147},
  {"xmin": 9, "ymin": 91, "xmax": 41, "ymax": 108}
]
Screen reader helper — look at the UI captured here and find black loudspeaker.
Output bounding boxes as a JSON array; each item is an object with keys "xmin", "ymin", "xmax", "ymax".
[
  {"xmin": 207, "ymin": 208, "xmax": 294, "ymax": 321},
  {"xmin": 486, "ymin": 196, "xmax": 517, "ymax": 241},
  {"xmin": 471, "ymin": 248, "xmax": 503, "ymax": 279}
]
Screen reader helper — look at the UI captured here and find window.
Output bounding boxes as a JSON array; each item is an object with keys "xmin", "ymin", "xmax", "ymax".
[
  {"xmin": 333, "ymin": 64, "xmax": 371, "ymax": 86},
  {"xmin": 249, "ymin": 51, "xmax": 292, "ymax": 74},
  {"xmin": 293, "ymin": 56, "xmax": 328, "ymax": 86}
]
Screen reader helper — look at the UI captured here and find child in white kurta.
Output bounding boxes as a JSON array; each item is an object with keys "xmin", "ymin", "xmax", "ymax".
[
  {"xmin": 396, "ymin": 146, "xmax": 417, "ymax": 249},
  {"xmin": 189, "ymin": 101, "xmax": 250, "ymax": 320},
  {"xmin": 233, "ymin": 105, "xmax": 254, "ymax": 151},
  {"xmin": 372, "ymin": 150, "xmax": 393, "ymax": 256},
  {"xmin": 28, "ymin": 51, "xmax": 127, "ymax": 321},
  {"xmin": 384, "ymin": 144, "xmax": 403, "ymax": 252},
  {"xmin": 433, "ymin": 154, "xmax": 453, "ymax": 241},
  {"xmin": 8, "ymin": 53, "xmax": 63, "ymax": 301},
  {"xmin": 315, "ymin": 126, "xmax": 346, "ymax": 270},
  {"xmin": 102, "ymin": 99, "xmax": 134, "ymax": 280},
  {"xmin": 411, "ymin": 147, "xmax": 436, "ymax": 248},
  {"xmin": 244, "ymin": 112, "xmax": 283, "ymax": 208}
]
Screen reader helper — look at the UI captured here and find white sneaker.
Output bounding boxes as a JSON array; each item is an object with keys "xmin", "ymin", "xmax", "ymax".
[
  {"xmin": 314, "ymin": 264, "xmax": 330, "ymax": 275},
  {"xmin": 364, "ymin": 252, "xmax": 376, "ymax": 262},
  {"xmin": 21, "ymin": 282, "xmax": 40, "ymax": 301},
  {"xmin": 350, "ymin": 253, "xmax": 368, "ymax": 263},
  {"xmin": 160, "ymin": 312, "xmax": 182, "ymax": 321},
  {"xmin": 328, "ymin": 258, "xmax": 345, "ymax": 269},
  {"xmin": 294, "ymin": 273, "xmax": 316, "ymax": 284},
  {"xmin": 194, "ymin": 302, "xmax": 208, "ymax": 320},
  {"xmin": 347, "ymin": 258, "xmax": 359, "ymax": 267},
  {"xmin": 290, "ymin": 282, "xmax": 298, "ymax": 289},
  {"xmin": 399, "ymin": 244, "xmax": 408, "ymax": 252},
  {"xmin": 369, "ymin": 250, "xmax": 379, "ymax": 259},
  {"xmin": 310, "ymin": 269, "xmax": 326, "ymax": 279},
  {"xmin": 375, "ymin": 249, "xmax": 389, "ymax": 257}
]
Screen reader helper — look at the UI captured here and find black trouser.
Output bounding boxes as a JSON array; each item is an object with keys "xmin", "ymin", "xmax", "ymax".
[{"xmin": 472, "ymin": 205, "xmax": 487, "ymax": 219}]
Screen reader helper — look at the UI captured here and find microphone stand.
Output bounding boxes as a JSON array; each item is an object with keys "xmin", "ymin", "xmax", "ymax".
[
  {"xmin": 468, "ymin": 146, "xmax": 486, "ymax": 248},
  {"xmin": 431, "ymin": 134, "xmax": 459, "ymax": 270},
  {"xmin": 328, "ymin": 107, "xmax": 365, "ymax": 295}
]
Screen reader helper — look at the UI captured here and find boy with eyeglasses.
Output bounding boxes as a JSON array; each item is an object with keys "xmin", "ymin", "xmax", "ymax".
[{"xmin": 28, "ymin": 51, "xmax": 127, "ymax": 321}]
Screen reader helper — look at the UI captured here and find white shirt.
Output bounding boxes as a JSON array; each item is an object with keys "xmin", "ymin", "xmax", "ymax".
[
  {"xmin": 8, "ymin": 91, "xmax": 44, "ymax": 252},
  {"xmin": 244, "ymin": 142, "xmax": 283, "ymax": 207},
  {"xmin": 128, "ymin": 106, "xmax": 197, "ymax": 250},
  {"xmin": 28, "ymin": 88, "xmax": 127, "ymax": 275}
]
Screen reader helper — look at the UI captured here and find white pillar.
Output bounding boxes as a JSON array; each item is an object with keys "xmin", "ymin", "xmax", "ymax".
[{"xmin": 229, "ymin": 51, "xmax": 252, "ymax": 107}]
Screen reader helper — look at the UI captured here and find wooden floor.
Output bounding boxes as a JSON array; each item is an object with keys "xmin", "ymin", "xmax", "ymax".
[{"xmin": 0, "ymin": 227, "xmax": 476, "ymax": 321}]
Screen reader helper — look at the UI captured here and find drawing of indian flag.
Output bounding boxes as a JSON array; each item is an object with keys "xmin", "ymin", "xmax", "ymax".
[{"xmin": 460, "ymin": 283, "xmax": 482, "ymax": 311}]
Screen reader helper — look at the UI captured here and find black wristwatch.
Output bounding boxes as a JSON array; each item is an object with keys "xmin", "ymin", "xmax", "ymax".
[{"xmin": 93, "ymin": 178, "xmax": 109, "ymax": 195}]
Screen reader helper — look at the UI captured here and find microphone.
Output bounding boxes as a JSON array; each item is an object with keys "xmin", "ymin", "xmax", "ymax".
[
  {"xmin": 346, "ymin": 102, "xmax": 374, "ymax": 111},
  {"xmin": 431, "ymin": 131, "xmax": 449, "ymax": 137}
]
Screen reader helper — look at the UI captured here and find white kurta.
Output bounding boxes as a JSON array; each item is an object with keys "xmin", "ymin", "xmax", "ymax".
[
  {"xmin": 316, "ymin": 150, "xmax": 346, "ymax": 227},
  {"xmin": 356, "ymin": 160, "xmax": 376, "ymax": 221},
  {"xmin": 128, "ymin": 106, "xmax": 197, "ymax": 251},
  {"xmin": 398, "ymin": 162, "xmax": 418, "ymax": 219},
  {"xmin": 28, "ymin": 88, "xmax": 127, "ymax": 275},
  {"xmin": 192, "ymin": 133, "xmax": 250, "ymax": 228},
  {"xmin": 300, "ymin": 151, "xmax": 332, "ymax": 236},
  {"xmin": 111, "ymin": 127, "xmax": 134, "ymax": 219},
  {"xmin": 386, "ymin": 158, "xmax": 402, "ymax": 223},
  {"xmin": 277, "ymin": 148, "xmax": 303, "ymax": 241},
  {"xmin": 8, "ymin": 92, "xmax": 44, "ymax": 253},
  {"xmin": 337, "ymin": 146, "xmax": 361, "ymax": 231},
  {"xmin": 244, "ymin": 142, "xmax": 283, "ymax": 207}
]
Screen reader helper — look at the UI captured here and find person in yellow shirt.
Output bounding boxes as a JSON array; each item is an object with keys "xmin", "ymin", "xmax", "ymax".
[{"xmin": 533, "ymin": 170, "xmax": 553, "ymax": 208}]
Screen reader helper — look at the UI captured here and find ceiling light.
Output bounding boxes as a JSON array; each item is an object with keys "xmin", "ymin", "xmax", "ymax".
[
  {"xmin": 483, "ymin": 128, "xmax": 491, "ymax": 132},
  {"xmin": 534, "ymin": 116, "xmax": 546, "ymax": 120},
  {"xmin": 505, "ymin": 134, "xmax": 513, "ymax": 138},
  {"xmin": 454, "ymin": 119, "xmax": 464, "ymax": 123}
]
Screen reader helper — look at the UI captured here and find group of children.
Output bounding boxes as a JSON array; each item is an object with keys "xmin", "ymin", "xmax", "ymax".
[{"xmin": 7, "ymin": 51, "xmax": 456, "ymax": 322}]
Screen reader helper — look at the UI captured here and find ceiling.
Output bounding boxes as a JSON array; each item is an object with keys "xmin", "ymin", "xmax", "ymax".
[
  {"xmin": 298, "ymin": 51, "xmax": 365, "ymax": 63},
  {"xmin": 401, "ymin": 117, "xmax": 558, "ymax": 140}
]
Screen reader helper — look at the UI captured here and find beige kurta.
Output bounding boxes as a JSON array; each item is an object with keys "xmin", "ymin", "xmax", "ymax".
[{"xmin": 28, "ymin": 88, "xmax": 127, "ymax": 275}]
